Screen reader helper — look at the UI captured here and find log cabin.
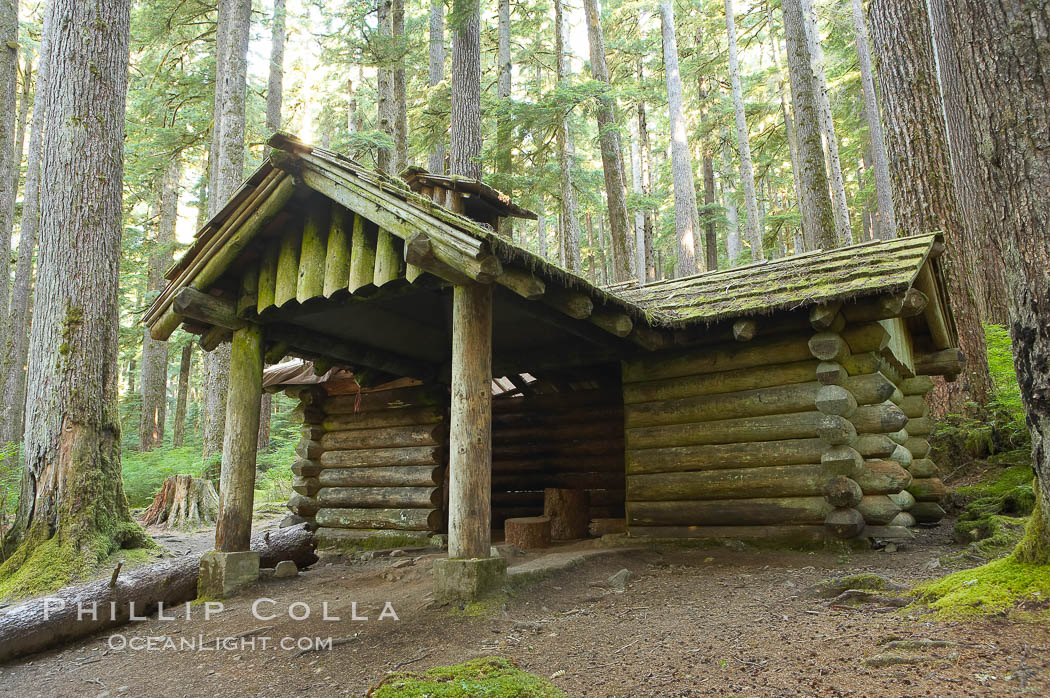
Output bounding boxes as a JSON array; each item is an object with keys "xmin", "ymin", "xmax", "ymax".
[{"xmin": 144, "ymin": 133, "xmax": 960, "ymax": 593}]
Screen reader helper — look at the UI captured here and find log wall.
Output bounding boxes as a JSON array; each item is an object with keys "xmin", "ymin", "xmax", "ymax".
[
  {"xmin": 286, "ymin": 382, "xmax": 448, "ymax": 547},
  {"xmin": 491, "ymin": 389, "xmax": 625, "ymax": 527},
  {"xmin": 622, "ymin": 296, "xmax": 948, "ymax": 543}
]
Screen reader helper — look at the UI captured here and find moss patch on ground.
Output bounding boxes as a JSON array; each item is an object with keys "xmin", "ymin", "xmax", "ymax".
[
  {"xmin": 950, "ymin": 452, "xmax": 1035, "ymax": 558},
  {"xmin": 913, "ymin": 556, "xmax": 1050, "ymax": 620},
  {"xmin": 369, "ymin": 657, "xmax": 565, "ymax": 698}
]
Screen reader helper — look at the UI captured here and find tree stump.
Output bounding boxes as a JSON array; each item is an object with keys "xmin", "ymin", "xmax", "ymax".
[
  {"xmin": 140, "ymin": 475, "xmax": 219, "ymax": 529},
  {"xmin": 505, "ymin": 516, "xmax": 552, "ymax": 550},
  {"xmin": 543, "ymin": 488, "xmax": 590, "ymax": 540}
]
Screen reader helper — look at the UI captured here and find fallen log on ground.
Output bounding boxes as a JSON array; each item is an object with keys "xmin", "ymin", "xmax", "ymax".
[{"xmin": 0, "ymin": 524, "xmax": 317, "ymax": 664}]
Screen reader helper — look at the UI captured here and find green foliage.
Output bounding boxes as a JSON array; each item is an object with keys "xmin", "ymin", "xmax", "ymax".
[
  {"xmin": 0, "ymin": 442, "xmax": 20, "ymax": 554},
  {"xmin": 121, "ymin": 446, "xmax": 212, "ymax": 508},
  {"xmin": 370, "ymin": 657, "xmax": 566, "ymax": 698},
  {"xmin": 914, "ymin": 556, "xmax": 1050, "ymax": 620}
]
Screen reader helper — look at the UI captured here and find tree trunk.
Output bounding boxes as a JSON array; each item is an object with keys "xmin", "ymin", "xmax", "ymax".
[
  {"xmin": 140, "ymin": 475, "xmax": 219, "ymax": 529},
  {"xmin": 376, "ymin": 0, "xmax": 393, "ymax": 173},
  {"xmin": 943, "ymin": 0, "xmax": 1050, "ymax": 561},
  {"xmin": 637, "ymin": 58, "xmax": 655, "ymax": 281},
  {"xmin": 868, "ymin": 0, "xmax": 992, "ymax": 412},
  {"xmin": 202, "ymin": 0, "xmax": 250, "ymax": 459},
  {"xmin": 724, "ymin": 0, "xmax": 764, "ymax": 262},
  {"xmin": 139, "ymin": 157, "xmax": 180, "ymax": 451},
  {"xmin": 0, "ymin": 0, "xmax": 17, "ymax": 364},
  {"xmin": 801, "ymin": 0, "xmax": 851, "ymax": 245},
  {"xmin": 257, "ymin": 392, "xmax": 272, "ymax": 449},
  {"xmin": 583, "ymin": 0, "xmax": 632, "ymax": 282},
  {"xmin": 172, "ymin": 344, "xmax": 192, "ymax": 448},
  {"xmin": 768, "ymin": 10, "xmax": 804, "ymax": 250},
  {"xmin": 449, "ymin": 0, "xmax": 481, "ymax": 180},
  {"xmin": 629, "ymin": 118, "xmax": 645, "ymax": 280},
  {"xmin": 2, "ymin": 38, "xmax": 42, "ymax": 448},
  {"xmin": 392, "ymin": 0, "xmax": 407, "ymax": 173},
  {"xmin": 780, "ymin": 0, "xmax": 836, "ymax": 250},
  {"xmin": 495, "ymin": 0, "xmax": 513, "ymax": 239},
  {"xmin": 266, "ymin": 0, "xmax": 285, "ymax": 133},
  {"xmin": 427, "ymin": 0, "xmax": 446, "ymax": 174},
  {"xmin": 719, "ymin": 133, "xmax": 742, "ymax": 263},
  {"xmin": 554, "ymin": 0, "xmax": 582, "ymax": 271},
  {"xmin": 2, "ymin": 0, "xmax": 142, "ymax": 579},
  {"xmin": 849, "ymin": 0, "xmax": 895, "ymax": 240},
  {"xmin": 926, "ymin": 0, "xmax": 1009, "ymax": 324},
  {"xmin": 695, "ymin": 31, "xmax": 719, "ymax": 273},
  {"xmin": 659, "ymin": 0, "xmax": 702, "ymax": 276}
]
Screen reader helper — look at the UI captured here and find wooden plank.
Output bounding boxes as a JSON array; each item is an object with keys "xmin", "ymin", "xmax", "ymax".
[
  {"xmin": 274, "ymin": 221, "xmax": 302, "ymax": 307},
  {"xmin": 348, "ymin": 213, "xmax": 377, "ymax": 293},
  {"xmin": 322, "ymin": 206, "xmax": 353, "ymax": 297},
  {"xmin": 297, "ymin": 201, "xmax": 329, "ymax": 303},
  {"xmin": 373, "ymin": 229, "xmax": 402, "ymax": 286},
  {"xmin": 256, "ymin": 243, "xmax": 279, "ymax": 313}
]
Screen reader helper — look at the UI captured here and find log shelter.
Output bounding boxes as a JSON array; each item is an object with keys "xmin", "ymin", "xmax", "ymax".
[{"xmin": 144, "ymin": 133, "xmax": 962, "ymax": 597}]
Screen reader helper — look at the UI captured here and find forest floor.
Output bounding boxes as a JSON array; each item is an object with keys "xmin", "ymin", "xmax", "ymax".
[{"xmin": 1, "ymin": 520, "xmax": 1048, "ymax": 697}]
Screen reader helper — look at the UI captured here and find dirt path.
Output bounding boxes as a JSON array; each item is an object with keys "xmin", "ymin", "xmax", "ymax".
[{"xmin": 1, "ymin": 523, "xmax": 1047, "ymax": 697}]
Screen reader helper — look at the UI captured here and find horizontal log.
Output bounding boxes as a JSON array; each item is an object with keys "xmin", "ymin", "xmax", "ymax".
[
  {"xmin": 907, "ymin": 416, "xmax": 935, "ymax": 436},
  {"xmin": 899, "ymin": 376, "xmax": 935, "ymax": 396},
  {"xmin": 842, "ymin": 373, "xmax": 897, "ymax": 405},
  {"xmin": 492, "ymin": 439, "xmax": 624, "ymax": 460},
  {"xmin": 314, "ymin": 526, "xmax": 432, "ymax": 548},
  {"xmin": 898, "ymin": 395, "xmax": 928, "ymax": 419},
  {"xmin": 173, "ymin": 288, "xmax": 247, "ymax": 330},
  {"xmin": 626, "ymin": 524, "xmax": 829, "ymax": 544},
  {"xmin": 809, "ymin": 302, "xmax": 842, "ymax": 330},
  {"xmin": 821, "ymin": 446, "xmax": 863, "ymax": 477},
  {"xmin": 890, "ymin": 444, "xmax": 913, "ymax": 469},
  {"xmin": 900, "ymin": 288, "xmax": 929, "ymax": 317},
  {"xmin": 823, "ymin": 477, "xmax": 863, "ymax": 508},
  {"xmin": 808, "ymin": 332, "xmax": 848, "ymax": 362},
  {"xmin": 855, "ymin": 434, "xmax": 898, "ymax": 459},
  {"xmin": 815, "ymin": 384, "xmax": 857, "ymax": 417},
  {"xmin": 493, "ymin": 455, "xmax": 623, "ymax": 474},
  {"xmin": 825, "ymin": 507, "xmax": 866, "ymax": 539},
  {"xmin": 910, "ymin": 501, "xmax": 946, "ymax": 523},
  {"xmin": 492, "ymin": 472, "xmax": 622, "ymax": 491},
  {"xmin": 732, "ymin": 318, "xmax": 758, "ymax": 341},
  {"xmin": 841, "ymin": 323, "xmax": 890, "ymax": 353},
  {"xmin": 850, "ymin": 403, "xmax": 909, "ymax": 434},
  {"xmin": 315, "ymin": 507, "xmax": 440, "ymax": 531},
  {"xmin": 317, "ymin": 486, "xmax": 440, "ymax": 508},
  {"xmin": 853, "ymin": 460, "xmax": 913, "ymax": 495},
  {"xmin": 626, "ymin": 438, "xmax": 827, "ymax": 475},
  {"xmin": 817, "ymin": 415, "xmax": 858, "ymax": 445},
  {"xmin": 325, "ymin": 386, "xmax": 447, "ymax": 414},
  {"xmin": 497, "ymin": 266, "xmax": 546, "ymax": 300},
  {"xmin": 322, "ymin": 406, "xmax": 446, "ymax": 432},
  {"xmin": 622, "ymin": 331, "xmax": 815, "ymax": 382},
  {"xmin": 855, "ymin": 495, "xmax": 901, "ymax": 525},
  {"xmin": 888, "ymin": 428, "xmax": 909, "ymax": 445},
  {"xmin": 908, "ymin": 458, "xmax": 940, "ymax": 478},
  {"xmin": 841, "ymin": 292, "xmax": 907, "ymax": 323},
  {"xmin": 907, "ymin": 477, "xmax": 947, "ymax": 502},
  {"xmin": 915, "ymin": 349, "xmax": 965, "ymax": 377},
  {"xmin": 888, "ymin": 511, "xmax": 917, "ymax": 528},
  {"xmin": 625, "ymin": 382, "xmax": 821, "ymax": 429},
  {"xmin": 622, "ymin": 360, "xmax": 820, "ymax": 405},
  {"xmin": 320, "ymin": 424, "xmax": 447, "ymax": 451},
  {"xmin": 626, "ymin": 411, "xmax": 824, "ymax": 450},
  {"xmin": 628, "ymin": 497, "xmax": 833, "ymax": 527},
  {"xmin": 495, "ymin": 421, "xmax": 622, "ymax": 443},
  {"xmin": 287, "ymin": 491, "xmax": 319, "ymax": 517},
  {"xmin": 291, "ymin": 458, "xmax": 322, "ymax": 477},
  {"xmin": 816, "ymin": 361, "xmax": 846, "ymax": 385},
  {"xmin": 492, "ymin": 389, "xmax": 621, "ymax": 411},
  {"xmin": 888, "ymin": 489, "xmax": 916, "ymax": 511},
  {"xmin": 295, "ymin": 440, "xmax": 323, "ymax": 460},
  {"xmin": 627, "ymin": 463, "xmax": 832, "ymax": 501},
  {"xmin": 318, "ymin": 465, "xmax": 444, "ymax": 488},
  {"xmin": 320, "ymin": 445, "xmax": 446, "ymax": 468},
  {"xmin": 292, "ymin": 476, "xmax": 320, "ymax": 496},
  {"xmin": 301, "ymin": 424, "xmax": 324, "ymax": 441},
  {"xmin": 904, "ymin": 437, "xmax": 931, "ymax": 458}
]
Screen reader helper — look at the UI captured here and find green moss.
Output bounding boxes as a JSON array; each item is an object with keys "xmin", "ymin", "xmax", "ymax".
[
  {"xmin": 913, "ymin": 556, "xmax": 1050, "ymax": 619},
  {"xmin": 812, "ymin": 573, "xmax": 906, "ymax": 598},
  {"xmin": 953, "ymin": 514, "xmax": 1028, "ymax": 558},
  {"xmin": 1015, "ymin": 496, "xmax": 1050, "ymax": 564},
  {"xmin": 449, "ymin": 593, "xmax": 508, "ymax": 618},
  {"xmin": 0, "ymin": 529, "xmax": 90, "ymax": 599},
  {"xmin": 369, "ymin": 657, "xmax": 566, "ymax": 698}
]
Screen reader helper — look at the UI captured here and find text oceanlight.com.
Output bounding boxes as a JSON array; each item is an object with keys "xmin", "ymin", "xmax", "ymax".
[{"xmin": 108, "ymin": 635, "xmax": 338, "ymax": 652}]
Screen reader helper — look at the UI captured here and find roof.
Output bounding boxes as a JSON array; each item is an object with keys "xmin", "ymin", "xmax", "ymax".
[
  {"xmin": 401, "ymin": 167, "xmax": 537, "ymax": 220},
  {"xmin": 614, "ymin": 234, "xmax": 945, "ymax": 327}
]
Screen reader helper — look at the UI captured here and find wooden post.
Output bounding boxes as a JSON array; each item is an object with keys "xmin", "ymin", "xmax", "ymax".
[
  {"xmin": 448, "ymin": 283, "xmax": 493, "ymax": 559},
  {"xmin": 215, "ymin": 323, "xmax": 264, "ymax": 552}
]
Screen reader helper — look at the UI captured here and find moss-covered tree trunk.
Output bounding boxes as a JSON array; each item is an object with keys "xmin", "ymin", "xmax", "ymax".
[
  {"xmin": 943, "ymin": 0, "xmax": 1050, "ymax": 562},
  {"xmin": 1, "ymin": 0, "xmax": 144, "ymax": 596},
  {"xmin": 868, "ymin": 0, "xmax": 992, "ymax": 416}
]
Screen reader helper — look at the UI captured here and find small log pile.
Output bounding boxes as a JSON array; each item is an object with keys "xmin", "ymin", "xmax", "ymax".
[
  {"xmin": 490, "ymin": 389, "xmax": 625, "ymax": 528},
  {"xmin": 139, "ymin": 475, "xmax": 219, "ymax": 529},
  {"xmin": 285, "ymin": 382, "xmax": 448, "ymax": 548}
]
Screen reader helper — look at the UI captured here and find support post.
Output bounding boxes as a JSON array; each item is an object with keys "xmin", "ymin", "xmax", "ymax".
[{"xmin": 435, "ymin": 283, "xmax": 506, "ymax": 601}]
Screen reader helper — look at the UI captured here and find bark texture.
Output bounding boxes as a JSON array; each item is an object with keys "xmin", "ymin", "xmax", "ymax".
[
  {"xmin": 0, "ymin": 0, "xmax": 17, "ymax": 364},
  {"xmin": 140, "ymin": 475, "xmax": 219, "ymax": 529},
  {"xmin": 139, "ymin": 157, "xmax": 180, "ymax": 451},
  {"xmin": 4, "ymin": 0, "xmax": 138, "ymax": 566},
  {"xmin": 659, "ymin": 0, "xmax": 702, "ymax": 276},
  {"xmin": 496, "ymin": 0, "xmax": 513, "ymax": 239},
  {"xmin": 172, "ymin": 344, "xmax": 192, "ymax": 447},
  {"xmin": 849, "ymin": 0, "xmax": 895, "ymax": 240},
  {"xmin": 583, "ymin": 0, "xmax": 632, "ymax": 281},
  {"xmin": 266, "ymin": 0, "xmax": 286, "ymax": 133},
  {"xmin": 943, "ymin": 0, "xmax": 1050, "ymax": 561},
  {"xmin": 392, "ymin": 0, "xmax": 407, "ymax": 172},
  {"xmin": 868, "ymin": 0, "xmax": 992, "ymax": 412},
  {"xmin": 449, "ymin": 0, "xmax": 481, "ymax": 180},
  {"xmin": 376, "ymin": 0, "xmax": 393, "ymax": 173},
  {"xmin": 780, "ymin": 0, "xmax": 836, "ymax": 250},
  {"xmin": 554, "ymin": 0, "xmax": 581, "ymax": 271},
  {"xmin": 427, "ymin": 0, "xmax": 446, "ymax": 174},
  {"xmin": 637, "ymin": 58, "xmax": 654, "ymax": 280},
  {"xmin": 724, "ymin": 0, "xmax": 764, "ymax": 262}
]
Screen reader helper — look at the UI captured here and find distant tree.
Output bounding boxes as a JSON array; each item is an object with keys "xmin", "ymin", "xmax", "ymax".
[
  {"xmin": 449, "ymin": 0, "xmax": 481, "ymax": 179},
  {"xmin": 427, "ymin": 0, "xmax": 446, "ymax": 174},
  {"xmin": 553, "ymin": 0, "xmax": 581, "ymax": 271}
]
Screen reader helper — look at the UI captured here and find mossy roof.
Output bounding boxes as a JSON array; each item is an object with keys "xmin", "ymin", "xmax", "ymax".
[{"xmin": 613, "ymin": 234, "xmax": 944, "ymax": 327}]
